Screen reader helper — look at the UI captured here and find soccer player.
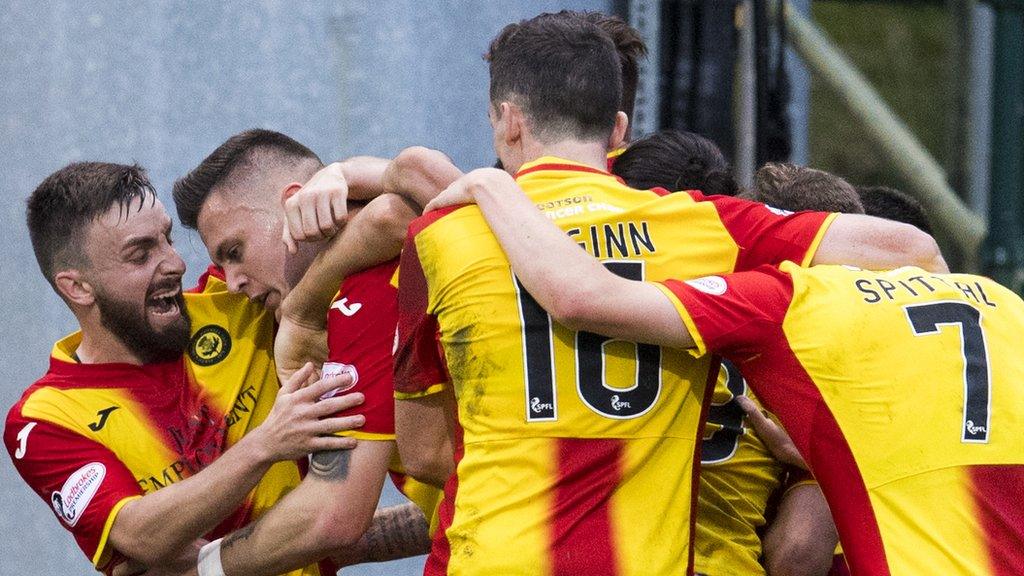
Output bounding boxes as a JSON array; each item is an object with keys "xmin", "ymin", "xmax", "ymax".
[
  {"xmin": 748, "ymin": 163, "xmax": 865, "ymax": 214},
  {"xmin": 392, "ymin": 13, "xmax": 945, "ymax": 576},
  {"xmin": 170, "ymin": 129, "xmax": 451, "ymax": 575},
  {"xmin": 4, "ymin": 162, "xmax": 365, "ymax": 576},
  {"xmin": 427, "ymin": 167, "xmax": 1024, "ymax": 575}
]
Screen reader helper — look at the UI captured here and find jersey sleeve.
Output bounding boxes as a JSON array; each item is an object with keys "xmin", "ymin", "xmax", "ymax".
[
  {"xmin": 656, "ymin": 265, "xmax": 794, "ymax": 359},
  {"xmin": 699, "ymin": 193, "xmax": 838, "ymax": 270},
  {"xmin": 4, "ymin": 409, "xmax": 142, "ymax": 571},
  {"xmin": 393, "ymin": 224, "xmax": 449, "ymax": 399},
  {"xmin": 324, "ymin": 261, "xmax": 400, "ymax": 440}
]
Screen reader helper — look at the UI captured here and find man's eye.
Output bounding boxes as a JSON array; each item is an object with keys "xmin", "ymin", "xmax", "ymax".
[
  {"xmin": 226, "ymin": 246, "xmax": 242, "ymax": 262},
  {"xmin": 128, "ymin": 251, "xmax": 148, "ymax": 264}
]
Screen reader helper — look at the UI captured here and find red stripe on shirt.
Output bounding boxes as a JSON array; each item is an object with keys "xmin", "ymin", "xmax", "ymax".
[
  {"xmin": 550, "ymin": 438, "xmax": 623, "ymax": 576},
  {"xmin": 968, "ymin": 465, "xmax": 1024, "ymax": 575},
  {"xmin": 686, "ymin": 358, "xmax": 721, "ymax": 576}
]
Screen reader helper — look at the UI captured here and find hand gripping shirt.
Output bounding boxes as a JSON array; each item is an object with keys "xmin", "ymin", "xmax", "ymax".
[
  {"xmin": 394, "ymin": 157, "xmax": 835, "ymax": 576},
  {"xmin": 325, "ymin": 258, "xmax": 442, "ymax": 531},
  {"xmin": 661, "ymin": 262, "xmax": 1024, "ymax": 576},
  {"xmin": 4, "ymin": 267, "xmax": 333, "ymax": 576}
]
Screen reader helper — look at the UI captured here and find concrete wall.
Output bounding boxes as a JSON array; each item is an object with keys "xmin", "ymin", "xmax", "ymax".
[{"xmin": 0, "ymin": 1, "xmax": 607, "ymax": 573}]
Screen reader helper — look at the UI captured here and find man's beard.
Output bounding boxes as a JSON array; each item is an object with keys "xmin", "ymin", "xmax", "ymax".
[{"xmin": 96, "ymin": 290, "xmax": 192, "ymax": 364}]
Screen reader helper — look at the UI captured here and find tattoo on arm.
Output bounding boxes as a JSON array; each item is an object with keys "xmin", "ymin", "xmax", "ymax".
[
  {"xmin": 219, "ymin": 522, "xmax": 256, "ymax": 557},
  {"xmin": 310, "ymin": 449, "xmax": 352, "ymax": 481},
  {"xmin": 360, "ymin": 503, "xmax": 431, "ymax": 562}
]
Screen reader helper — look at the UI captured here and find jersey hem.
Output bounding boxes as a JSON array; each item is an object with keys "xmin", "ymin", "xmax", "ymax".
[
  {"xmin": 92, "ymin": 495, "xmax": 142, "ymax": 568},
  {"xmin": 801, "ymin": 212, "xmax": 840, "ymax": 267}
]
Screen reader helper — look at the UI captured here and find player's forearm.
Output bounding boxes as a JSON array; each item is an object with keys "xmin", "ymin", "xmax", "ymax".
[
  {"xmin": 217, "ymin": 442, "xmax": 393, "ymax": 576},
  {"xmin": 383, "ymin": 146, "xmax": 463, "ymax": 209},
  {"xmin": 811, "ymin": 214, "xmax": 949, "ymax": 273},
  {"xmin": 763, "ymin": 483, "xmax": 838, "ymax": 576},
  {"xmin": 331, "ymin": 503, "xmax": 432, "ymax": 566},
  {"xmin": 282, "ymin": 194, "xmax": 414, "ymax": 328},
  {"xmin": 338, "ymin": 156, "xmax": 391, "ymax": 201},
  {"xmin": 109, "ymin": 432, "xmax": 274, "ymax": 566}
]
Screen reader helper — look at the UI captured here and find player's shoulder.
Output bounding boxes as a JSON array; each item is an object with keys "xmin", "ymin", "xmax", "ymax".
[{"xmin": 408, "ymin": 204, "xmax": 476, "ymax": 239}]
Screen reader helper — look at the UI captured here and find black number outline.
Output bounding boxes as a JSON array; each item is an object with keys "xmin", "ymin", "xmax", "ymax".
[
  {"xmin": 702, "ymin": 360, "xmax": 748, "ymax": 464},
  {"xmin": 514, "ymin": 260, "xmax": 663, "ymax": 422},
  {"xmin": 904, "ymin": 301, "xmax": 991, "ymax": 443}
]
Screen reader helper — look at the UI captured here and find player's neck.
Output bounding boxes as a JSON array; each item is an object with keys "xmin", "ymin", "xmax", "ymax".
[
  {"xmin": 76, "ymin": 320, "xmax": 146, "ymax": 365},
  {"xmin": 529, "ymin": 139, "xmax": 610, "ymax": 172}
]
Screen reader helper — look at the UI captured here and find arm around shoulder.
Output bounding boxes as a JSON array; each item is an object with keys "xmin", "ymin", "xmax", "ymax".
[{"xmin": 811, "ymin": 214, "xmax": 948, "ymax": 272}]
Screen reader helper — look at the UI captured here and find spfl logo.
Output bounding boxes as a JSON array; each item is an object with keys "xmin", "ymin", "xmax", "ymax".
[
  {"xmin": 530, "ymin": 397, "xmax": 554, "ymax": 414},
  {"xmin": 610, "ymin": 395, "xmax": 631, "ymax": 412},
  {"xmin": 189, "ymin": 325, "xmax": 231, "ymax": 366}
]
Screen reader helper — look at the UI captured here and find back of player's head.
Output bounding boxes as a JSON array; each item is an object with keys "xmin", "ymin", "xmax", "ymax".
[
  {"xmin": 612, "ymin": 129, "xmax": 738, "ymax": 196},
  {"xmin": 173, "ymin": 129, "xmax": 322, "ymax": 229},
  {"xmin": 751, "ymin": 163, "xmax": 864, "ymax": 214},
  {"xmin": 857, "ymin": 185, "xmax": 933, "ymax": 235},
  {"xmin": 579, "ymin": 12, "xmax": 647, "ymax": 126},
  {"xmin": 486, "ymin": 11, "xmax": 621, "ymax": 143},
  {"xmin": 27, "ymin": 162, "xmax": 157, "ymax": 288}
]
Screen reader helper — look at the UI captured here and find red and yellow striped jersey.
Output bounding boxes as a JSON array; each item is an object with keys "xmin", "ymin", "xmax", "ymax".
[
  {"xmin": 324, "ymin": 258, "xmax": 442, "ymax": 531},
  {"xmin": 394, "ymin": 157, "xmax": 834, "ymax": 576},
  {"xmin": 3, "ymin": 267, "xmax": 331, "ymax": 576},
  {"xmin": 662, "ymin": 262, "xmax": 1024, "ymax": 575},
  {"xmin": 696, "ymin": 362, "xmax": 784, "ymax": 576}
]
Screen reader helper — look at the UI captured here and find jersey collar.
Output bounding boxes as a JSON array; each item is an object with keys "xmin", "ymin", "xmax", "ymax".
[{"xmin": 514, "ymin": 156, "xmax": 626, "ymax": 185}]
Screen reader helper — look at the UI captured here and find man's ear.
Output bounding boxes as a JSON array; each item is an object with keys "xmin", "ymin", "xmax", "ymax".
[
  {"xmin": 279, "ymin": 182, "xmax": 303, "ymax": 206},
  {"xmin": 501, "ymin": 102, "xmax": 523, "ymax": 148},
  {"xmin": 55, "ymin": 270, "xmax": 95, "ymax": 307},
  {"xmin": 609, "ymin": 111, "xmax": 629, "ymax": 151}
]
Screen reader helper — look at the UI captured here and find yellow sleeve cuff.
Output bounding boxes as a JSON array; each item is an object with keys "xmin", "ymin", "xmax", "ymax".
[
  {"xmin": 92, "ymin": 495, "xmax": 142, "ymax": 568},
  {"xmin": 801, "ymin": 212, "xmax": 840, "ymax": 267},
  {"xmin": 394, "ymin": 383, "xmax": 447, "ymax": 400},
  {"xmin": 653, "ymin": 283, "xmax": 707, "ymax": 357}
]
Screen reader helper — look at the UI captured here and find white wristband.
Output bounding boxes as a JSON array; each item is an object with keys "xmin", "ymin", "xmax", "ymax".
[{"xmin": 197, "ymin": 538, "xmax": 225, "ymax": 576}]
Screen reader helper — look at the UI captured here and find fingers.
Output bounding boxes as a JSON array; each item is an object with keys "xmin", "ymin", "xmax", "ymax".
[
  {"xmin": 735, "ymin": 396, "xmax": 768, "ymax": 425},
  {"xmin": 315, "ymin": 415, "xmax": 366, "ymax": 436},
  {"xmin": 299, "ymin": 372, "xmax": 355, "ymax": 401},
  {"xmin": 281, "ymin": 362, "xmax": 316, "ymax": 393},
  {"xmin": 310, "ymin": 436, "xmax": 358, "ymax": 452},
  {"xmin": 313, "ymin": 390, "xmax": 365, "ymax": 414},
  {"xmin": 316, "ymin": 188, "xmax": 339, "ymax": 237}
]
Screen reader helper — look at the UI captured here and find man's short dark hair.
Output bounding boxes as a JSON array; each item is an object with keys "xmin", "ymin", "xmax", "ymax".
[
  {"xmin": 486, "ymin": 11, "xmax": 622, "ymax": 143},
  {"xmin": 750, "ymin": 163, "xmax": 865, "ymax": 214},
  {"xmin": 581, "ymin": 12, "xmax": 647, "ymax": 124},
  {"xmin": 612, "ymin": 129, "xmax": 737, "ymax": 196},
  {"xmin": 858, "ymin": 185, "xmax": 933, "ymax": 235},
  {"xmin": 173, "ymin": 129, "xmax": 321, "ymax": 229},
  {"xmin": 27, "ymin": 162, "xmax": 157, "ymax": 288}
]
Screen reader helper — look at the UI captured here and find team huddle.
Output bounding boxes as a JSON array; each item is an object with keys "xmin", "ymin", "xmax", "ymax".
[{"xmin": 5, "ymin": 10, "xmax": 1024, "ymax": 576}]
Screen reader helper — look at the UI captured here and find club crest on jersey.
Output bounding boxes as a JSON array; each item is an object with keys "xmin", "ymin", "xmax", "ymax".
[
  {"xmin": 189, "ymin": 325, "xmax": 231, "ymax": 366},
  {"xmin": 685, "ymin": 275, "xmax": 728, "ymax": 295},
  {"xmin": 51, "ymin": 462, "xmax": 105, "ymax": 527}
]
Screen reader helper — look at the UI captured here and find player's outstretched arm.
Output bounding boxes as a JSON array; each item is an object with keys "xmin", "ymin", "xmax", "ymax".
[
  {"xmin": 427, "ymin": 168, "xmax": 696, "ymax": 349},
  {"xmin": 107, "ymin": 365, "xmax": 364, "ymax": 568},
  {"xmin": 206, "ymin": 441, "xmax": 395, "ymax": 576},
  {"xmin": 280, "ymin": 156, "xmax": 393, "ymax": 252},
  {"xmin": 276, "ymin": 194, "xmax": 417, "ymax": 383},
  {"xmin": 811, "ymin": 214, "xmax": 948, "ymax": 272},
  {"xmin": 383, "ymin": 146, "xmax": 464, "ymax": 210},
  {"xmin": 763, "ymin": 482, "xmax": 839, "ymax": 576}
]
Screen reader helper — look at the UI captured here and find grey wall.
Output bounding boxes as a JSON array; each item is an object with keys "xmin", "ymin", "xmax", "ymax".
[{"xmin": 0, "ymin": 1, "xmax": 608, "ymax": 573}]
